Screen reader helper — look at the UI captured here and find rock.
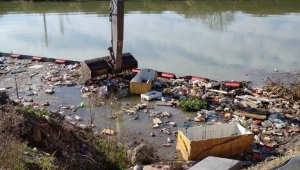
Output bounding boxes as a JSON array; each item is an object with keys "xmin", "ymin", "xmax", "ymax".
[
  {"xmin": 150, "ymin": 132, "xmax": 155, "ymax": 137},
  {"xmin": 163, "ymin": 143, "xmax": 171, "ymax": 147},
  {"xmin": 51, "ymin": 77, "xmax": 60, "ymax": 82},
  {"xmin": 49, "ymin": 70, "xmax": 59, "ymax": 75},
  {"xmin": 44, "ymin": 115, "xmax": 50, "ymax": 120},
  {"xmin": 61, "ymin": 150, "xmax": 67, "ymax": 157},
  {"xmin": 173, "ymin": 131, "xmax": 178, "ymax": 137},
  {"xmin": 85, "ymin": 151, "xmax": 92, "ymax": 157},
  {"xmin": 0, "ymin": 88, "xmax": 7, "ymax": 93},
  {"xmin": 186, "ymin": 160, "xmax": 196, "ymax": 166},
  {"xmin": 23, "ymin": 102, "xmax": 33, "ymax": 107},
  {"xmin": 194, "ymin": 117, "xmax": 204, "ymax": 122},
  {"xmin": 70, "ymin": 105, "xmax": 76, "ymax": 110},
  {"xmin": 78, "ymin": 124, "xmax": 87, "ymax": 129},
  {"xmin": 133, "ymin": 114, "xmax": 139, "ymax": 120},
  {"xmin": 82, "ymin": 144, "xmax": 87, "ymax": 149},
  {"xmin": 169, "ymin": 122, "xmax": 177, "ymax": 127},
  {"xmin": 153, "ymin": 118, "xmax": 162, "ymax": 124},
  {"xmin": 26, "ymin": 92, "xmax": 34, "ymax": 96},
  {"xmin": 133, "ymin": 165, "xmax": 142, "ymax": 170},
  {"xmin": 54, "ymin": 81, "xmax": 62, "ymax": 86},
  {"xmin": 262, "ymin": 120, "xmax": 273, "ymax": 127},
  {"xmin": 33, "ymin": 147, "xmax": 38, "ymax": 152},
  {"xmin": 42, "ymin": 101, "xmax": 49, "ymax": 106},
  {"xmin": 75, "ymin": 115, "xmax": 82, "ymax": 121},
  {"xmin": 50, "ymin": 110, "xmax": 58, "ymax": 114},
  {"xmin": 26, "ymin": 98, "xmax": 33, "ymax": 102},
  {"xmin": 101, "ymin": 129, "xmax": 115, "ymax": 135},
  {"xmin": 45, "ymin": 89, "xmax": 54, "ymax": 94},
  {"xmin": 162, "ymin": 111, "xmax": 171, "ymax": 117},
  {"xmin": 82, "ymin": 92, "xmax": 91, "ymax": 98},
  {"xmin": 65, "ymin": 116, "xmax": 73, "ymax": 121},
  {"xmin": 127, "ymin": 143, "xmax": 155, "ymax": 165}
]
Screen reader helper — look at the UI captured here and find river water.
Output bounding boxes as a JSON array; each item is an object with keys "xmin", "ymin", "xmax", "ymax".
[
  {"xmin": 1, "ymin": 0, "xmax": 300, "ymax": 160},
  {"xmin": 1, "ymin": 0, "xmax": 300, "ymax": 83}
]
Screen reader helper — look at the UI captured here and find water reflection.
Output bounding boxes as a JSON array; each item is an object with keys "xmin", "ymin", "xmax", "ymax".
[
  {"xmin": 199, "ymin": 11, "xmax": 235, "ymax": 30},
  {"xmin": 0, "ymin": 1, "xmax": 300, "ymax": 81},
  {"xmin": 43, "ymin": 13, "xmax": 48, "ymax": 47}
]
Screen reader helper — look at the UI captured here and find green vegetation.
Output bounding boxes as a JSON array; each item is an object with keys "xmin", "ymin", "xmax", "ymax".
[
  {"xmin": 180, "ymin": 98, "xmax": 208, "ymax": 111},
  {"xmin": 95, "ymin": 138, "xmax": 129, "ymax": 169}
]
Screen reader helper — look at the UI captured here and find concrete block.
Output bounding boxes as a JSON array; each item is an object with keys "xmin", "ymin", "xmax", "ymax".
[{"xmin": 188, "ymin": 156, "xmax": 241, "ymax": 170}]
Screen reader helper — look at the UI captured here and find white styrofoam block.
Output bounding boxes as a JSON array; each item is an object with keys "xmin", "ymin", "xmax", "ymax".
[{"xmin": 141, "ymin": 90, "xmax": 162, "ymax": 100}]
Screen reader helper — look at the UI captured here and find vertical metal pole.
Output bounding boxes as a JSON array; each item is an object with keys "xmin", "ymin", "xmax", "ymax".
[{"xmin": 110, "ymin": 0, "xmax": 124, "ymax": 72}]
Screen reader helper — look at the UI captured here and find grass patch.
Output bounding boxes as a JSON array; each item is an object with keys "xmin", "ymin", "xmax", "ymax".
[{"xmin": 180, "ymin": 98, "xmax": 209, "ymax": 111}]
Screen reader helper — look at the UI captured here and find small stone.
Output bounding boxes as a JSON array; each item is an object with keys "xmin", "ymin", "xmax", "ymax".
[
  {"xmin": 133, "ymin": 165, "xmax": 142, "ymax": 170},
  {"xmin": 50, "ymin": 110, "xmax": 58, "ymax": 114},
  {"xmin": 75, "ymin": 115, "xmax": 82, "ymax": 121},
  {"xmin": 60, "ymin": 106, "xmax": 68, "ymax": 110},
  {"xmin": 150, "ymin": 132, "xmax": 155, "ymax": 137},
  {"xmin": 61, "ymin": 150, "xmax": 67, "ymax": 157},
  {"xmin": 186, "ymin": 117, "xmax": 191, "ymax": 121},
  {"xmin": 45, "ymin": 89, "xmax": 54, "ymax": 94},
  {"xmin": 54, "ymin": 81, "xmax": 62, "ymax": 86},
  {"xmin": 23, "ymin": 102, "xmax": 33, "ymax": 107},
  {"xmin": 167, "ymin": 137, "xmax": 172, "ymax": 143},
  {"xmin": 33, "ymin": 147, "xmax": 38, "ymax": 152},
  {"xmin": 26, "ymin": 92, "xmax": 34, "ymax": 96},
  {"xmin": 26, "ymin": 98, "xmax": 33, "ymax": 102},
  {"xmin": 44, "ymin": 115, "xmax": 50, "ymax": 120},
  {"xmin": 42, "ymin": 101, "xmax": 49, "ymax": 106}
]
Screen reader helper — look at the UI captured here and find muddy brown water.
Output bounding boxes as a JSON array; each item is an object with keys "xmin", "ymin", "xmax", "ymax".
[{"xmin": 54, "ymin": 89, "xmax": 203, "ymax": 160}]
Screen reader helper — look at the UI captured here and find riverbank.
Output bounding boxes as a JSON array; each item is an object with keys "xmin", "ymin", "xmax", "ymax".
[{"xmin": 1, "ymin": 53, "xmax": 300, "ymax": 169}]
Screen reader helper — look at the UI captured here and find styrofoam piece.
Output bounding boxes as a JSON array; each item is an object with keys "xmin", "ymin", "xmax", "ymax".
[{"xmin": 141, "ymin": 90, "xmax": 162, "ymax": 100}]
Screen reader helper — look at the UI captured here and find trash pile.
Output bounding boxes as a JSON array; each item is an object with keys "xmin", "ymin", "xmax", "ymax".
[
  {"xmin": 80, "ymin": 75, "xmax": 131, "ymax": 99},
  {"xmin": 40, "ymin": 62, "xmax": 81, "ymax": 86},
  {"xmin": 0, "ymin": 56, "xmax": 28, "ymax": 74},
  {"xmin": 79, "ymin": 69, "xmax": 299, "ymax": 165},
  {"xmin": 135, "ymin": 73, "xmax": 300, "ymax": 166},
  {"xmin": 2, "ymin": 55, "xmax": 300, "ymax": 167}
]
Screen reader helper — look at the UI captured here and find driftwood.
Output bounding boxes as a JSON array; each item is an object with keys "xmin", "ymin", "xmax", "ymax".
[
  {"xmin": 264, "ymin": 77, "xmax": 300, "ymax": 102},
  {"xmin": 233, "ymin": 110, "xmax": 266, "ymax": 120}
]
